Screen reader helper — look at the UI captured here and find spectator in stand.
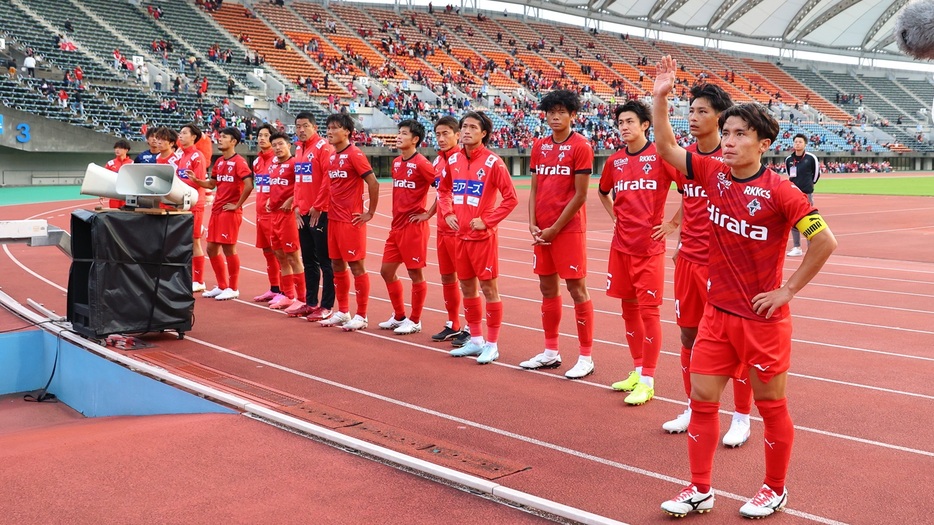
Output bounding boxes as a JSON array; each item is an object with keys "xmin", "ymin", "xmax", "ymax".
[
  {"xmin": 23, "ymin": 54, "xmax": 36, "ymax": 77},
  {"xmin": 784, "ymin": 134, "xmax": 821, "ymax": 257},
  {"xmin": 154, "ymin": 72, "xmax": 163, "ymax": 92}
]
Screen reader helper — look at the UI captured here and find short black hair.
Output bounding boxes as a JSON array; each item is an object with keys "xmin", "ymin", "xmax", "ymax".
[
  {"xmin": 181, "ymin": 123, "xmax": 203, "ymax": 142},
  {"xmin": 220, "ymin": 127, "xmax": 242, "ymax": 143},
  {"xmin": 144, "ymin": 126, "xmax": 158, "ymax": 139},
  {"xmin": 459, "ymin": 111, "xmax": 493, "ymax": 145},
  {"xmin": 689, "ymin": 84, "xmax": 733, "ymax": 113},
  {"xmin": 256, "ymin": 123, "xmax": 275, "ymax": 137},
  {"xmin": 113, "ymin": 139, "xmax": 131, "ymax": 151},
  {"xmin": 718, "ymin": 103, "xmax": 779, "ymax": 144},
  {"xmin": 615, "ymin": 100, "xmax": 651, "ymax": 125},
  {"xmin": 538, "ymin": 89, "xmax": 581, "ymax": 114},
  {"xmin": 295, "ymin": 111, "xmax": 317, "ymax": 125},
  {"xmin": 153, "ymin": 126, "xmax": 178, "ymax": 144},
  {"xmin": 793, "ymin": 133, "xmax": 808, "ymax": 143},
  {"xmin": 398, "ymin": 119, "xmax": 426, "ymax": 147},
  {"xmin": 434, "ymin": 116, "xmax": 459, "ymax": 132},
  {"xmin": 325, "ymin": 113, "xmax": 355, "ymax": 134},
  {"xmin": 269, "ymin": 132, "xmax": 291, "ymax": 144}
]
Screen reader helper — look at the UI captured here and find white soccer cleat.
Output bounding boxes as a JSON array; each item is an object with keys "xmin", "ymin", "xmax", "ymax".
[
  {"xmin": 722, "ymin": 414, "xmax": 751, "ymax": 447},
  {"xmin": 192, "ymin": 282, "xmax": 206, "ymax": 293},
  {"xmin": 662, "ymin": 408, "xmax": 692, "ymax": 434},
  {"xmin": 341, "ymin": 314, "xmax": 368, "ymax": 331},
  {"xmin": 661, "ymin": 485, "xmax": 715, "ymax": 517},
  {"xmin": 564, "ymin": 357, "xmax": 595, "ymax": 379},
  {"xmin": 519, "ymin": 352, "xmax": 562, "ymax": 370},
  {"xmin": 319, "ymin": 311, "xmax": 351, "ymax": 327},
  {"xmin": 378, "ymin": 315, "xmax": 405, "ymax": 330},
  {"xmin": 786, "ymin": 246, "xmax": 804, "ymax": 257},
  {"xmin": 739, "ymin": 485, "xmax": 787, "ymax": 518},
  {"xmin": 202, "ymin": 286, "xmax": 223, "ymax": 298},
  {"xmin": 215, "ymin": 288, "xmax": 239, "ymax": 301},
  {"xmin": 393, "ymin": 318, "xmax": 421, "ymax": 335}
]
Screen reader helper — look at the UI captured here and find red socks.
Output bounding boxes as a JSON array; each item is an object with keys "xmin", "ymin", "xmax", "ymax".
[
  {"xmin": 485, "ymin": 300, "xmax": 503, "ymax": 344},
  {"xmin": 410, "ymin": 280, "xmax": 427, "ymax": 323},
  {"xmin": 280, "ymin": 273, "xmax": 295, "ymax": 299},
  {"xmin": 639, "ymin": 304, "xmax": 661, "ymax": 377},
  {"xmin": 209, "ymin": 255, "xmax": 228, "ymax": 290},
  {"xmin": 688, "ymin": 400, "xmax": 720, "ymax": 493},
  {"xmin": 541, "ymin": 296, "xmax": 562, "ymax": 350},
  {"xmin": 442, "ymin": 281, "xmax": 461, "ymax": 330},
  {"xmin": 757, "ymin": 398, "xmax": 793, "ymax": 495},
  {"xmin": 293, "ymin": 271, "xmax": 306, "ymax": 303},
  {"xmin": 386, "ymin": 278, "xmax": 405, "ymax": 320},
  {"xmin": 192, "ymin": 255, "xmax": 205, "ymax": 284},
  {"xmin": 620, "ymin": 301, "xmax": 644, "ymax": 368},
  {"xmin": 263, "ymin": 250, "xmax": 280, "ymax": 287},
  {"xmin": 464, "ymin": 295, "xmax": 483, "ymax": 338},
  {"xmin": 574, "ymin": 300, "xmax": 594, "ymax": 357},
  {"xmin": 226, "ymin": 254, "xmax": 240, "ymax": 290},
  {"xmin": 680, "ymin": 345, "xmax": 693, "ymax": 398},
  {"xmin": 334, "ymin": 270, "xmax": 351, "ymax": 313},
  {"xmin": 354, "ymin": 273, "xmax": 370, "ymax": 317}
]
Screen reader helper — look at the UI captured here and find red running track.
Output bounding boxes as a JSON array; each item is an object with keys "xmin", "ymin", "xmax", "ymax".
[{"xmin": 1, "ymin": 186, "xmax": 932, "ymax": 524}]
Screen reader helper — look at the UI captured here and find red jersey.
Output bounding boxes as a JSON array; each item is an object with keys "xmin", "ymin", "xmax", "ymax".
[
  {"xmin": 175, "ymin": 146, "xmax": 208, "ymax": 211},
  {"xmin": 294, "ymin": 135, "xmax": 334, "ymax": 215},
  {"xmin": 686, "ymin": 153, "xmax": 816, "ymax": 321},
  {"xmin": 530, "ymin": 132, "xmax": 593, "ymax": 233},
  {"xmin": 326, "ymin": 144, "xmax": 373, "ymax": 223},
  {"xmin": 437, "ymin": 145, "xmax": 518, "ymax": 241},
  {"xmin": 390, "ymin": 152, "xmax": 435, "ymax": 230},
  {"xmin": 105, "ymin": 156, "xmax": 133, "ymax": 173},
  {"xmin": 252, "ymin": 149, "xmax": 275, "ymax": 215},
  {"xmin": 267, "ymin": 156, "xmax": 296, "ymax": 211},
  {"xmin": 675, "ymin": 143, "xmax": 722, "ymax": 265},
  {"xmin": 598, "ymin": 142, "xmax": 677, "ymax": 256},
  {"xmin": 211, "ymin": 153, "xmax": 252, "ymax": 211},
  {"xmin": 432, "ymin": 147, "xmax": 461, "ymax": 237}
]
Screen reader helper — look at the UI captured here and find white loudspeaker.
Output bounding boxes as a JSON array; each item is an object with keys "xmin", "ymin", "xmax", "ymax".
[
  {"xmin": 80, "ymin": 163, "xmax": 123, "ymax": 200},
  {"xmin": 115, "ymin": 164, "xmax": 199, "ymax": 210}
]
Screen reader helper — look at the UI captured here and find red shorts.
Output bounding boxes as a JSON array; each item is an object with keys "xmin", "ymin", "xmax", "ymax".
[
  {"xmin": 533, "ymin": 231, "xmax": 586, "ymax": 280},
  {"xmin": 455, "ymin": 235, "xmax": 497, "ymax": 281},
  {"xmin": 691, "ymin": 304, "xmax": 792, "ymax": 383},
  {"xmin": 605, "ymin": 249, "xmax": 665, "ymax": 305},
  {"xmin": 328, "ymin": 220, "xmax": 366, "ymax": 262},
  {"xmin": 255, "ymin": 212, "xmax": 273, "ymax": 250},
  {"xmin": 207, "ymin": 209, "xmax": 242, "ymax": 245},
  {"xmin": 436, "ymin": 234, "xmax": 458, "ymax": 276},
  {"xmin": 271, "ymin": 211, "xmax": 299, "ymax": 253},
  {"xmin": 383, "ymin": 221, "xmax": 429, "ymax": 269},
  {"xmin": 192, "ymin": 209, "xmax": 204, "ymax": 239},
  {"xmin": 673, "ymin": 257, "xmax": 709, "ymax": 328}
]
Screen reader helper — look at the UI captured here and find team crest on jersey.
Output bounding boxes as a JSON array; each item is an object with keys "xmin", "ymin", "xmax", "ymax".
[
  {"xmin": 717, "ymin": 172, "xmax": 732, "ymax": 195},
  {"xmin": 642, "ymin": 163, "xmax": 652, "ymax": 174},
  {"xmin": 747, "ymin": 198, "xmax": 762, "ymax": 216},
  {"xmin": 476, "ymin": 168, "xmax": 486, "ymax": 180},
  {"xmin": 557, "ymin": 152, "xmax": 566, "ymax": 162}
]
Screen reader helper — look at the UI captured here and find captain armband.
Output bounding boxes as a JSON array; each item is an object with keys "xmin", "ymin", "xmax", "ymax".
[{"xmin": 795, "ymin": 213, "xmax": 827, "ymax": 240}]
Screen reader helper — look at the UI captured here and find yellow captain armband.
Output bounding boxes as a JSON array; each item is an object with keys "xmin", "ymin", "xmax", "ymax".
[{"xmin": 795, "ymin": 213, "xmax": 827, "ymax": 240}]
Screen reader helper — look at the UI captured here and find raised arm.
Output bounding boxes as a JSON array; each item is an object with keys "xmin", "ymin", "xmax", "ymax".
[{"xmin": 651, "ymin": 55, "xmax": 689, "ymax": 175}]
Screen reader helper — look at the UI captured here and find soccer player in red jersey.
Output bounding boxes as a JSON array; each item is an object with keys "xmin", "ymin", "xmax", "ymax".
[
  {"xmin": 250, "ymin": 123, "xmax": 283, "ymax": 303},
  {"xmin": 652, "ymin": 56, "xmax": 837, "ymax": 519},
  {"xmin": 176, "ymin": 124, "xmax": 209, "ymax": 293},
  {"xmin": 657, "ymin": 84, "xmax": 755, "ymax": 447},
  {"xmin": 520, "ymin": 90, "xmax": 596, "ymax": 379},
  {"xmin": 316, "ymin": 114, "xmax": 380, "ymax": 332},
  {"xmin": 288, "ymin": 112, "xmax": 336, "ymax": 321},
  {"xmin": 265, "ymin": 132, "xmax": 303, "ymax": 310},
  {"xmin": 376, "ymin": 119, "xmax": 436, "ymax": 335},
  {"xmin": 191, "ymin": 127, "xmax": 253, "ymax": 301},
  {"xmin": 598, "ymin": 100, "xmax": 677, "ymax": 405},
  {"xmin": 438, "ymin": 111, "xmax": 518, "ymax": 364},
  {"xmin": 423, "ymin": 117, "xmax": 469, "ymax": 347},
  {"xmin": 104, "ymin": 139, "xmax": 133, "ymax": 209}
]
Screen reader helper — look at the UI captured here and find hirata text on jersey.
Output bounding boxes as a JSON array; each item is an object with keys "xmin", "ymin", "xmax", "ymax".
[
  {"xmin": 707, "ymin": 204, "xmax": 768, "ymax": 240},
  {"xmin": 536, "ymin": 165, "xmax": 571, "ymax": 176},
  {"xmin": 614, "ymin": 179, "xmax": 657, "ymax": 192}
]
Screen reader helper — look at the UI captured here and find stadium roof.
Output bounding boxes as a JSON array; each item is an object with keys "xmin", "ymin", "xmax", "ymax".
[{"xmin": 503, "ymin": 0, "xmax": 910, "ymax": 58}]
